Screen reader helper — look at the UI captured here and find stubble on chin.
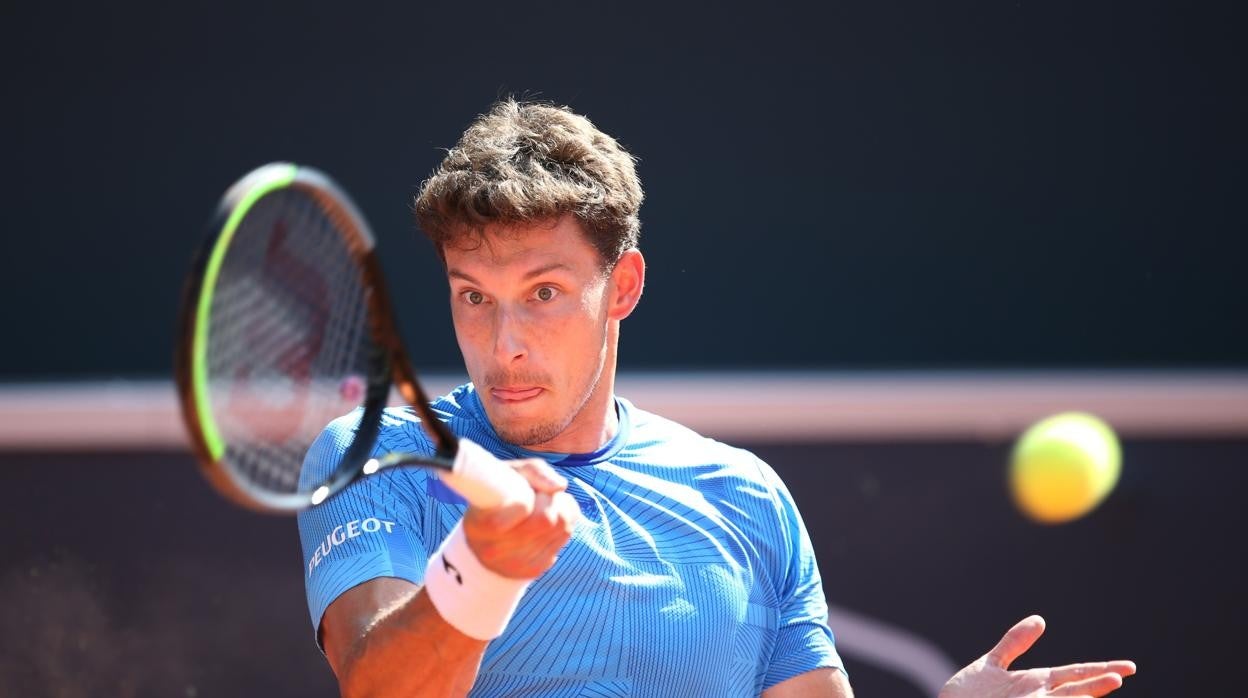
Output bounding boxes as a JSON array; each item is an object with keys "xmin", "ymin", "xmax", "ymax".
[
  {"xmin": 491, "ymin": 369, "xmax": 603, "ymax": 449},
  {"xmin": 494, "ymin": 419, "xmax": 567, "ymax": 448}
]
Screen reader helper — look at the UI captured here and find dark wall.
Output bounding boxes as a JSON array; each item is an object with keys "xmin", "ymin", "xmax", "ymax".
[
  {"xmin": 2, "ymin": 1, "xmax": 1245, "ymax": 381},
  {"xmin": 2, "ymin": 438, "xmax": 1243, "ymax": 696}
]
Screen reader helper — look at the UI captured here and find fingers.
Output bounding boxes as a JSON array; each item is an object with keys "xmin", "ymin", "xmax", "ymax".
[
  {"xmin": 1047, "ymin": 661, "xmax": 1138, "ymax": 684},
  {"xmin": 465, "ymin": 459, "xmax": 568, "ymax": 530},
  {"xmin": 510, "ymin": 490, "xmax": 580, "ymax": 540},
  {"xmin": 1047, "ymin": 672, "xmax": 1124, "ymax": 696},
  {"xmin": 1107, "ymin": 661, "xmax": 1136, "ymax": 677},
  {"xmin": 985, "ymin": 615, "xmax": 1046, "ymax": 670},
  {"xmin": 510, "ymin": 458, "xmax": 568, "ymax": 495},
  {"xmin": 461, "ymin": 457, "xmax": 578, "ymax": 578},
  {"xmin": 464, "ymin": 487, "xmax": 579, "ymax": 579},
  {"xmin": 506, "ymin": 459, "xmax": 580, "ymax": 532}
]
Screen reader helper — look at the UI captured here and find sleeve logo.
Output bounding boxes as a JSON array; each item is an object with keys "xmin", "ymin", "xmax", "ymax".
[{"xmin": 307, "ymin": 517, "xmax": 397, "ymax": 577}]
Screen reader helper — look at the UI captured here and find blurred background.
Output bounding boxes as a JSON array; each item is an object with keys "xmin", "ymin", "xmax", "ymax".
[{"xmin": 1, "ymin": 0, "xmax": 1244, "ymax": 695}]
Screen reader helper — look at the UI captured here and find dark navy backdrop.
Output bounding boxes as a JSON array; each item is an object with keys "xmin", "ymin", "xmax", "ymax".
[{"xmin": 2, "ymin": 0, "xmax": 1245, "ymax": 380}]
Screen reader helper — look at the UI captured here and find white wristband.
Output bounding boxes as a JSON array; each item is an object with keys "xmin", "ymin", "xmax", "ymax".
[{"xmin": 424, "ymin": 521, "xmax": 530, "ymax": 640}]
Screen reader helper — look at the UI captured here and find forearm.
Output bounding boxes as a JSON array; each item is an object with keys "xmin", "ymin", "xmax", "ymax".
[
  {"xmin": 762, "ymin": 667, "xmax": 853, "ymax": 697},
  {"xmin": 326, "ymin": 466, "xmax": 576, "ymax": 698},
  {"xmin": 338, "ymin": 588, "xmax": 488, "ymax": 698}
]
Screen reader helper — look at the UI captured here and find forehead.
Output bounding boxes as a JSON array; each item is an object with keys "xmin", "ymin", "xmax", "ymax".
[{"xmin": 443, "ymin": 217, "xmax": 601, "ymax": 275}]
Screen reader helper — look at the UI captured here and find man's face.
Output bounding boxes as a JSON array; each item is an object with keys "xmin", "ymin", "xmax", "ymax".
[{"xmin": 444, "ymin": 216, "xmax": 615, "ymax": 450}]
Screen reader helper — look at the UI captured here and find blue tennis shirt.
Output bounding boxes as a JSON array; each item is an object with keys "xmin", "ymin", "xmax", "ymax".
[{"xmin": 298, "ymin": 384, "xmax": 841, "ymax": 696}]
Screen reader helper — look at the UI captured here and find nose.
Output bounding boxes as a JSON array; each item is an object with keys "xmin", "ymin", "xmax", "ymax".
[{"xmin": 492, "ymin": 306, "xmax": 528, "ymax": 364}]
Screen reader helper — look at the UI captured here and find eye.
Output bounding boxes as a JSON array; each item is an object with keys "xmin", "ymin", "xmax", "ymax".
[
  {"xmin": 534, "ymin": 286, "xmax": 558, "ymax": 302},
  {"xmin": 463, "ymin": 290, "xmax": 485, "ymax": 305}
]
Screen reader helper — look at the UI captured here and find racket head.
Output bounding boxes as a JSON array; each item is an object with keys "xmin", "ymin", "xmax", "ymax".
[{"xmin": 175, "ymin": 163, "xmax": 452, "ymax": 513}]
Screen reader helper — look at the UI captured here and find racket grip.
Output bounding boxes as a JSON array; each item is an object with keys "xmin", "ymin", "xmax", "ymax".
[{"xmin": 441, "ymin": 438, "xmax": 536, "ymax": 511}]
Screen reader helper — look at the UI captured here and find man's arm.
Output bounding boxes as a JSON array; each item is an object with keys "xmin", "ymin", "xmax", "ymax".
[
  {"xmin": 753, "ymin": 458, "xmax": 849, "ymax": 691},
  {"xmin": 321, "ymin": 459, "xmax": 579, "ymax": 698},
  {"xmin": 324, "ymin": 578, "xmax": 486, "ymax": 696},
  {"xmin": 763, "ymin": 668, "xmax": 853, "ymax": 697}
]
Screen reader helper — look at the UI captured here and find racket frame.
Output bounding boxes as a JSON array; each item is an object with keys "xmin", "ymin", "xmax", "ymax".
[{"xmin": 175, "ymin": 163, "xmax": 458, "ymax": 513}]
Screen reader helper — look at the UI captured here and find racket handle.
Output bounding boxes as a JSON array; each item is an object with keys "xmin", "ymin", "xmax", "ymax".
[{"xmin": 441, "ymin": 438, "xmax": 536, "ymax": 511}]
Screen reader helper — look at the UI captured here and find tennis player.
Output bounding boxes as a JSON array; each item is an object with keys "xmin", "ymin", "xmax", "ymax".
[{"xmin": 297, "ymin": 101, "xmax": 1136, "ymax": 697}]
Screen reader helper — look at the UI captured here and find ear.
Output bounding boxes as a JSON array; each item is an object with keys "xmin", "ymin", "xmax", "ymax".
[{"xmin": 606, "ymin": 249, "xmax": 645, "ymax": 321}]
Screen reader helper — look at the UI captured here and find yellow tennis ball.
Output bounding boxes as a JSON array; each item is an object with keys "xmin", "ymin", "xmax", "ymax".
[{"xmin": 1010, "ymin": 412, "xmax": 1121, "ymax": 524}]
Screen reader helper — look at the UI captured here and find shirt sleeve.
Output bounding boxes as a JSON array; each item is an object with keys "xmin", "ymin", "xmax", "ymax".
[
  {"xmin": 295, "ymin": 411, "xmax": 433, "ymax": 646},
  {"xmin": 759, "ymin": 461, "xmax": 845, "ymax": 689}
]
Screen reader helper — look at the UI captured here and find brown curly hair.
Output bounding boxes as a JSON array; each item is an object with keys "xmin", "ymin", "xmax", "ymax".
[{"xmin": 414, "ymin": 100, "xmax": 643, "ymax": 267}]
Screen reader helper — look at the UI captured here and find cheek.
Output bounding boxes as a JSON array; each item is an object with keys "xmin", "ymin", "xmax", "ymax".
[
  {"xmin": 553, "ymin": 298, "xmax": 603, "ymax": 345},
  {"xmin": 553, "ymin": 301, "xmax": 610, "ymax": 368},
  {"xmin": 450, "ymin": 310, "xmax": 488, "ymax": 360}
]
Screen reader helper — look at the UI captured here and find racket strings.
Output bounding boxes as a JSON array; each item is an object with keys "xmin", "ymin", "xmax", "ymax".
[{"xmin": 205, "ymin": 189, "xmax": 377, "ymax": 495}]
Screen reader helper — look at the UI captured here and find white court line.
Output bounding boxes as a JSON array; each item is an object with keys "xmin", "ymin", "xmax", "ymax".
[{"xmin": 0, "ymin": 371, "xmax": 1245, "ymax": 450}]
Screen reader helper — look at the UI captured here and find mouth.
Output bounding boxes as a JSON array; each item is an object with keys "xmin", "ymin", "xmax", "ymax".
[{"xmin": 489, "ymin": 386, "xmax": 544, "ymax": 403}]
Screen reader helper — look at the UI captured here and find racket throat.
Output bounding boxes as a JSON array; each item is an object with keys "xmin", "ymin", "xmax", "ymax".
[{"xmin": 370, "ymin": 451, "xmax": 455, "ymax": 472}]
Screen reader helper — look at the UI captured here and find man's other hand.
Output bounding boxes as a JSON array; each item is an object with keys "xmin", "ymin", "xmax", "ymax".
[{"xmin": 940, "ymin": 615, "xmax": 1136, "ymax": 698}]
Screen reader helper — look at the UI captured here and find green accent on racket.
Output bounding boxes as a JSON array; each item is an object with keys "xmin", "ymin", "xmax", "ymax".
[{"xmin": 192, "ymin": 163, "xmax": 298, "ymax": 460}]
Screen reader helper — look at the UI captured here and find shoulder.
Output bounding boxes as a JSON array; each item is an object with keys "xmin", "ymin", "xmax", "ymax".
[
  {"xmin": 429, "ymin": 383, "xmax": 490, "ymax": 438},
  {"xmin": 429, "ymin": 382, "xmax": 477, "ymax": 413},
  {"xmin": 624, "ymin": 399, "xmax": 798, "ymax": 529},
  {"xmin": 300, "ymin": 409, "xmax": 367, "ymax": 486},
  {"xmin": 371, "ymin": 383, "xmax": 480, "ymax": 454},
  {"xmin": 623, "ymin": 399, "xmax": 736, "ymax": 457},
  {"xmin": 308, "ymin": 383, "xmax": 476, "ymax": 451},
  {"xmin": 621, "ymin": 402, "xmax": 809, "ymax": 584},
  {"xmin": 623, "ymin": 398, "xmax": 789, "ymax": 502}
]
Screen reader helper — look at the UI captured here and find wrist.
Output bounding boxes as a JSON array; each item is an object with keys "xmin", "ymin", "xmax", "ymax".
[{"xmin": 424, "ymin": 521, "xmax": 530, "ymax": 641}]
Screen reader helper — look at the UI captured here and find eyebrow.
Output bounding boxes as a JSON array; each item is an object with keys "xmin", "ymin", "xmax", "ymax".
[
  {"xmin": 521, "ymin": 262, "xmax": 575, "ymax": 280},
  {"xmin": 447, "ymin": 262, "xmax": 575, "ymax": 284}
]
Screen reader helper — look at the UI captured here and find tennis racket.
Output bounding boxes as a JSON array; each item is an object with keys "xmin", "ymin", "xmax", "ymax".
[{"xmin": 174, "ymin": 162, "xmax": 533, "ymax": 514}]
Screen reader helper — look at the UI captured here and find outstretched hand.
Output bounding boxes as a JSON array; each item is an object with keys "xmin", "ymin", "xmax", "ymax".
[{"xmin": 940, "ymin": 616, "xmax": 1136, "ymax": 698}]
